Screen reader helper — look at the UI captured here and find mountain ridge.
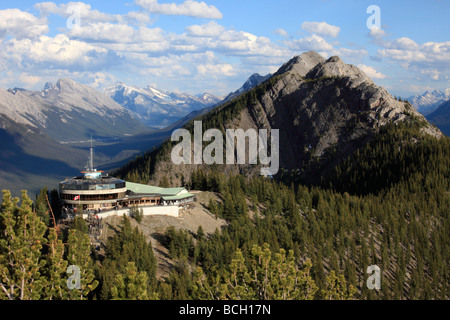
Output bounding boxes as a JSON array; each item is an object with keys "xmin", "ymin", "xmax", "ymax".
[
  {"xmin": 114, "ymin": 50, "xmax": 443, "ymax": 187},
  {"xmin": 0, "ymin": 70, "xmax": 279, "ymax": 195},
  {"xmin": 1, "ymin": 78, "xmax": 149, "ymax": 142},
  {"xmin": 426, "ymin": 99, "xmax": 450, "ymax": 136},
  {"xmin": 222, "ymin": 73, "xmax": 272, "ymax": 103},
  {"xmin": 407, "ymin": 89, "xmax": 450, "ymax": 115},
  {"xmin": 104, "ymin": 82, "xmax": 222, "ymax": 128}
]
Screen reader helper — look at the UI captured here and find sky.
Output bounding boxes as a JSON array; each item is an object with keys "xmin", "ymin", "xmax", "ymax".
[{"xmin": 0, "ymin": 0, "xmax": 448, "ymax": 97}]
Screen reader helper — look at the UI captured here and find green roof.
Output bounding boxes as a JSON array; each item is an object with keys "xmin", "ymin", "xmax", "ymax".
[
  {"xmin": 162, "ymin": 193, "xmax": 195, "ymax": 201},
  {"xmin": 126, "ymin": 182, "xmax": 187, "ymax": 196}
]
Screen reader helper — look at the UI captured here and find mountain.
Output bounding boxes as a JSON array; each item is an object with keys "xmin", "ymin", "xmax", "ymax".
[
  {"xmin": 407, "ymin": 89, "xmax": 450, "ymax": 115},
  {"xmin": 1, "ymin": 79, "xmax": 149, "ymax": 143},
  {"xmin": 0, "ymin": 112, "xmax": 88, "ymax": 196},
  {"xmin": 223, "ymin": 73, "xmax": 271, "ymax": 102},
  {"xmin": 114, "ymin": 50, "xmax": 442, "ymax": 186},
  {"xmin": 104, "ymin": 83, "xmax": 222, "ymax": 128},
  {"xmin": 426, "ymin": 100, "xmax": 450, "ymax": 136},
  {"xmin": 0, "ymin": 79, "xmax": 168, "ymax": 195}
]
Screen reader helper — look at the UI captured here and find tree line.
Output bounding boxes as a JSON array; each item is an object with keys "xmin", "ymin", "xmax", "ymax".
[{"xmin": 1, "ymin": 119, "xmax": 448, "ymax": 300}]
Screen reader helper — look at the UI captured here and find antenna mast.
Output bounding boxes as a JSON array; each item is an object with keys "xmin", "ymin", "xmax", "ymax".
[{"xmin": 89, "ymin": 135, "xmax": 94, "ymax": 171}]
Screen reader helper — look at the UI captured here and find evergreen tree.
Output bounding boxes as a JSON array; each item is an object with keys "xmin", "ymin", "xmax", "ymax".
[
  {"xmin": 35, "ymin": 187, "xmax": 50, "ymax": 227},
  {"xmin": 322, "ymin": 270, "xmax": 356, "ymax": 300},
  {"xmin": 159, "ymin": 176, "xmax": 170, "ymax": 188},
  {"xmin": 111, "ymin": 262, "xmax": 157, "ymax": 300},
  {"xmin": 66, "ymin": 229, "xmax": 98, "ymax": 300},
  {"xmin": 42, "ymin": 226, "xmax": 68, "ymax": 300},
  {"xmin": 195, "ymin": 243, "xmax": 318, "ymax": 300},
  {"xmin": 97, "ymin": 216, "xmax": 156, "ymax": 300},
  {"xmin": 0, "ymin": 190, "xmax": 47, "ymax": 300}
]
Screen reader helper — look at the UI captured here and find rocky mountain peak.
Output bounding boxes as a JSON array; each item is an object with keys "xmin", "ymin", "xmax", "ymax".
[
  {"xmin": 408, "ymin": 88, "xmax": 450, "ymax": 115},
  {"xmin": 306, "ymin": 55, "xmax": 372, "ymax": 84},
  {"xmin": 118, "ymin": 51, "xmax": 443, "ymax": 188},
  {"xmin": 241, "ymin": 73, "xmax": 271, "ymax": 92},
  {"xmin": 43, "ymin": 82, "xmax": 55, "ymax": 91},
  {"xmin": 54, "ymin": 78, "xmax": 89, "ymax": 95},
  {"xmin": 275, "ymin": 50, "xmax": 326, "ymax": 77}
]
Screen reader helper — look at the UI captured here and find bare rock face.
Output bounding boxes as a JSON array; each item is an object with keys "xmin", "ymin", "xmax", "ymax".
[
  {"xmin": 223, "ymin": 51, "xmax": 442, "ymax": 177},
  {"xmin": 275, "ymin": 50, "xmax": 326, "ymax": 77},
  {"xmin": 145, "ymin": 51, "xmax": 443, "ymax": 186}
]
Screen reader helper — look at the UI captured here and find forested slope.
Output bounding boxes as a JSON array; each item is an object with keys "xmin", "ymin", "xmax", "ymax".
[{"xmin": 112, "ymin": 121, "xmax": 449, "ymax": 300}]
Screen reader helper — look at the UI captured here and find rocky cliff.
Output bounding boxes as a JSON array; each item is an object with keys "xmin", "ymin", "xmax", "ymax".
[{"xmin": 117, "ymin": 51, "xmax": 442, "ymax": 186}]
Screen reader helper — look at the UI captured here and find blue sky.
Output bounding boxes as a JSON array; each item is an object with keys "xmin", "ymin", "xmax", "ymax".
[{"xmin": 0, "ymin": 0, "xmax": 448, "ymax": 97}]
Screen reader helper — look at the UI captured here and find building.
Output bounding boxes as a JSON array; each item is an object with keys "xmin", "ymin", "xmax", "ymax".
[
  {"xmin": 59, "ymin": 175, "xmax": 127, "ymax": 211},
  {"xmin": 123, "ymin": 182, "xmax": 195, "ymax": 207},
  {"xmin": 59, "ymin": 141, "xmax": 195, "ymax": 218}
]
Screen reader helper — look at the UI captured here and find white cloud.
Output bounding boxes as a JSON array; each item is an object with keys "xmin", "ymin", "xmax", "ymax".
[
  {"xmin": 357, "ymin": 64, "xmax": 386, "ymax": 79},
  {"xmin": 301, "ymin": 21, "xmax": 340, "ymax": 38},
  {"xmin": 287, "ymin": 34, "xmax": 334, "ymax": 51},
  {"xmin": 0, "ymin": 9, "xmax": 48, "ymax": 40},
  {"xmin": 68, "ymin": 23, "xmax": 137, "ymax": 43},
  {"xmin": 3, "ymin": 34, "xmax": 119, "ymax": 72},
  {"xmin": 0, "ymin": 3, "xmax": 292, "ymax": 94},
  {"xmin": 419, "ymin": 69, "xmax": 441, "ymax": 81},
  {"xmin": 197, "ymin": 63, "xmax": 235, "ymax": 76},
  {"xmin": 377, "ymin": 39, "xmax": 450, "ymax": 80},
  {"xmin": 123, "ymin": 11, "xmax": 152, "ymax": 26},
  {"xmin": 391, "ymin": 37, "xmax": 419, "ymax": 50},
  {"xmin": 35, "ymin": 2, "xmax": 149, "ymax": 26},
  {"xmin": 186, "ymin": 21, "xmax": 225, "ymax": 37},
  {"xmin": 19, "ymin": 72, "xmax": 43, "ymax": 86},
  {"xmin": 67, "ymin": 22, "xmax": 165, "ymax": 45},
  {"xmin": 35, "ymin": 2, "xmax": 118, "ymax": 23},
  {"xmin": 136, "ymin": 0, "xmax": 223, "ymax": 19},
  {"xmin": 407, "ymin": 84, "xmax": 434, "ymax": 93},
  {"xmin": 368, "ymin": 28, "xmax": 386, "ymax": 40},
  {"xmin": 369, "ymin": 30, "xmax": 450, "ymax": 81},
  {"xmin": 273, "ymin": 28, "xmax": 288, "ymax": 37}
]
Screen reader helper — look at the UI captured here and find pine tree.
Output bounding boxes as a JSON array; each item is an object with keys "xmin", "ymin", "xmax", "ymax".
[
  {"xmin": 197, "ymin": 243, "xmax": 318, "ymax": 300},
  {"xmin": 66, "ymin": 229, "xmax": 98, "ymax": 300},
  {"xmin": 322, "ymin": 270, "xmax": 356, "ymax": 300},
  {"xmin": 42, "ymin": 226, "xmax": 68, "ymax": 300},
  {"xmin": 159, "ymin": 176, "xmax": 170, "ymax": 188},
  {"xmin": 111, "ymin": 262, "xmax": 157, "ymax": 300},
  {"xmin": 35, "ymin": 187, "xmax": 50, "ymax": 227},
  {"xmin": 0, "ymin": 190, "xmax": 47, "ymax": 300},
  {"xmin": 98, "ymin": 216, "xmax": 157, "ymax": 299}
]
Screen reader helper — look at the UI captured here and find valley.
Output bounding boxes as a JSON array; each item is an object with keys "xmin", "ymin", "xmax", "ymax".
[{"xmin": 0, "ymin": 73, "xmax": 270, "ymax": 195}]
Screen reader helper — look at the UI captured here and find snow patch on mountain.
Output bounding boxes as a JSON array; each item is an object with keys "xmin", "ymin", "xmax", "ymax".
[
  {"xmin": 105, "ymin": 82, "xmax": 222, "ymax": 128},
  {"xmin": 407, "ymin": 89, "xmax": 450, "ymax": 115}
]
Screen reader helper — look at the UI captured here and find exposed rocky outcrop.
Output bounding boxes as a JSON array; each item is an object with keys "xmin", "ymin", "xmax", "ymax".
[{"xmin": 130, "ymin": 51, "xmax": 443, "ymax": 186}]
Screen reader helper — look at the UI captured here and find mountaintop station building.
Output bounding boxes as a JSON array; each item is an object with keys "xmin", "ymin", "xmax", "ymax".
[{"xmin": 59, "ymin": 142, "xmax": 195, "ymax": 218}]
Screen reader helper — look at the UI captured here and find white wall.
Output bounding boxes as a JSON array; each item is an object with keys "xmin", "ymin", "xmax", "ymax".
[{"xmin": 82, "ymin": 205, "xmax": 179, "ymax": 219}]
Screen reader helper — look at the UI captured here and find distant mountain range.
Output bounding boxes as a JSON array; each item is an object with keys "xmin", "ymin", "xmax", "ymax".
[
  {"xmin": 0, "ymin": 79, "xmax": 153, "ymax": 195},
  {"xmin": 407, "ymin": 89, "xmax": 450, "ymax": 115},
  {"xmin": 1, "ymin": 64, "xmax": 447, "ymax": 196},
  {"xmin": 0, "ymin": 74, "xmax": 269, "ymax": 195},
  {"xmin": 222, "ymin": 73, "xmax": 271, "ymax": 102},
  {"xmin": 104, "ymin": 83, "xmax": 222, "ymax": 128},
  {"xmin": 0, "ymin": 79, "xmax": 149, "ymax": 143},
  {"xmin": 426, "ymin": 99, "xmax": 450, "ymax": 136}
]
